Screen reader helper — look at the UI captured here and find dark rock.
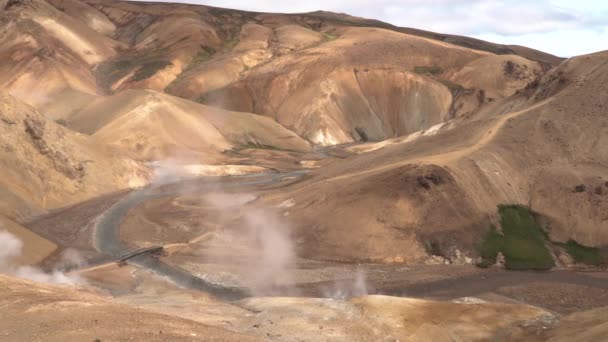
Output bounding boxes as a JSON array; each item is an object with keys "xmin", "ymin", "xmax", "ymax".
[
  {"xmin": 574, "ymin": 184, "xmax": 586, "ymax": 193},
  {"xmin": 595, "ymin": 186, "xmax": 604, "ymax": 196},
  {"xmin": 504, "ymin": 60, "xmax": 516, "ymax": 75},
  {"xmin": 24, "ymin": 118, "xmax": 45, "ymax": 140},
  {"xmin": 1, "ymin": 117, "xmax": 15, "ymax": 125},
  {"xmin": 427, "ymin": 172, "xmax": 443, "ymax": 185},
  {"xmin": 417, "ymin": 176, "xmax": 431, "ymax": 189},
  {"xmin": 417, "ymin": 172, "xmax": 443, "ymax": 189},
  {"xmin": 354, "ymin": 127, "xmax": 368, "ymax": 142}
]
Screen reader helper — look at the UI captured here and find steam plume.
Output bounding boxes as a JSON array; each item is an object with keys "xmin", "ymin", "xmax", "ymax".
[
  {"xmin": 203, "ymin": 191, "xmax": 296, "ymax": 296},
  {"xmin": 0, "ymin": 230, "xmax": 85, "ymax": 285}
]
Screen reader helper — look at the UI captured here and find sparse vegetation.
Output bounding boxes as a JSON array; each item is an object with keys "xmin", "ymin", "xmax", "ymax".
[
  {"xmin": 477, "ymin": 225, "xmax": 504, "ymax": 268},
  {"xmin": 96, "ymin": 51, "xmax": 172, "ymax": 91},
  {"xmin": 165, "ymin": 47, "xmax": 217, "ymax": 91},
  {"xmin": 223, "ymin": 38, "xmax": 240, "ymax": 52},
  {"xmin": 498, "ymin": 205, "xmax": 554, "ymax": 270},
  {"xmin": 556, "ymin": 240, "xmax": 602, "ymax": 266},
  {"xmin": 323, "ymin": 32, "xmax": 338, "ymax": 41},
  {"xmin": 479, "ymin": 205, "xmax": 605, "ymax": 269},
  {"xmin": 190, "ymin": 47, "xmax": 216, "ymax": 66},
  {"xmin": 131, "ymin": 60, "xmax": 173, "ymax": 82},
  {"xmin": 231, "ymin": 142, "xmax": 283, "ymax": 152},
  {"xmin": 414, "ymin": 66, "xmax": 443, "ymax": 75},
  {"xmin": 477, "ymin": 205, "xmax": 554, "ymax": 270}
]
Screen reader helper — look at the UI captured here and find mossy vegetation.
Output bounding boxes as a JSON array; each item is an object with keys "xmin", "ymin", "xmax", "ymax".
[
  {"xmin": 499, "ymin": 205, "xmax": 554, "ymax": 270},
  {"xmin": 477, "ymin": 205, "xmax": 554, "ymax": 270},
  {"xmin": 556, "ymin": 240, "xmax": 602, "ymax": 266},
  {"xmin": 414, "ymin": 66, "xmax": 443, "ymax": 75},
  {"xmin": 96, "ymin": 51, "xmax": 172, "ymax": 91},
  {"xmin": 477, "ymin": 225, "xmax": 504, "ymax": 268},
  {"xmin": 190, "ymin": 47, "xmax": 216, "ymax": 66},
  {"xmin": 131, "ymin": 61, "xmax": 173, "ymax": 82},
  {"xmin": 223, "ymin": 38, "xmax": 240, "ymax": 52},
  {"xmin": 231, "ymin": 142, "xmax": 283, "ymax": 152},
  {"xmin": 478, "ymin": 205, "xmax": 605, "ymax": 269},
  {"xmin": 323, "ymin": 32, "xmax": 338, "ymax": 41}
]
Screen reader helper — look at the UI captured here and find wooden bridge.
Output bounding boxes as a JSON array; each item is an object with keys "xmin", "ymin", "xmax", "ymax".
[{"xmin": 117, "ymin": 246, "xmax": 164, "ymax": 264}]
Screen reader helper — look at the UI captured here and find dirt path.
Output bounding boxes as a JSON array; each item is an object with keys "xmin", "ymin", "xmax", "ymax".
[
  {"xmin": 382, "ymin": 268, "xmax": 608, "ymax": 300},
  {"xmin": 319, "ymin": 97, "xmax": 554, "ymax": 184}
]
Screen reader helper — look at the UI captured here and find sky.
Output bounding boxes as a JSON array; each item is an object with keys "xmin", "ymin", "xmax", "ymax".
[{"xmin": 133, "ymin": 0, "xmax": 608, "ymax": 57}]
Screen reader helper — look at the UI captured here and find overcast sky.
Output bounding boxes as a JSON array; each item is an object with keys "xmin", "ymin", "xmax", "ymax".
[{"xmin": 133, "ymin": 0, "xmax": 608, "ymax": 57}]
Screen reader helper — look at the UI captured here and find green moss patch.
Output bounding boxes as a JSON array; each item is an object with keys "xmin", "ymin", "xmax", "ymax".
[
  {"xmin": 477, "ymin": 225, "xmax": 504, "ymax": 268},
  {"xmin": 478, "ymin": 205, "xmax": 554, "ymax": 270},
  {"xmin": 556, "ymin": 240, "xmax": 602, "ymax": 266},
  {"xmin": 477, "ymin": 205, "xmax": 606, "ymax": 269}
]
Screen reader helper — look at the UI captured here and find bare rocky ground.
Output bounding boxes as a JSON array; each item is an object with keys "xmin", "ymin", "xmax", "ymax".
[
  {"xmin": 7, "ymin": 145, "xmax": 607, "ymax": 341},
  {"xmin": 49, "ymin": 172, "xmax": 608, "ymax": 341}
]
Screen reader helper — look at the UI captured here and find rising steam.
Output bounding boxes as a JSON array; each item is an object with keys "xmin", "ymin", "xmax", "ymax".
[
  {"xmin": 0, "ymin": 230, "xmax": 85, "ymax": 285},
  {"xmin": 203, "ymin": 191, "xmax": 297, "ymax": 296},
  {"xmin": 321, "ymin": 268, "xmax": 369, "ymax": 300}
]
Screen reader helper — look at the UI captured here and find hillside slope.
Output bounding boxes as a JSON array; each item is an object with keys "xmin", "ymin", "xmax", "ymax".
[
  {"xmin": 0, "ymin": 93, "xmax": 148, "ymax": 219},
  {"xmin": 261, "ymin": 51, "xmax": 608, "ymax": 262},
  {"xmin": 0, "ymin": 274, "xmax": 263, "ymax": 342},
  {"xmin": 67, "ymin": 90, "xmax": 311, "ymax": 162},
  {"xmin": 1, "ymin": 0, "xmax": 559, "ymax": 147}
]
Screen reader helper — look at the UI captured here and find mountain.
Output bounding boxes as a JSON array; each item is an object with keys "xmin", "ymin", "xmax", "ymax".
[
  {"xmin": 2, "ymin": 0, "xmax": 605, "ymax": 265},
  {"xmin": 1, "ymin": 0, "xmax": 607, "ymax": 340}
]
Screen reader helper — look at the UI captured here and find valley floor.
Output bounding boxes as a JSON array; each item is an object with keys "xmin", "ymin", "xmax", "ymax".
[{"xmin": 11, "ymin": 164, "xmax": 607, "ymax": 341}]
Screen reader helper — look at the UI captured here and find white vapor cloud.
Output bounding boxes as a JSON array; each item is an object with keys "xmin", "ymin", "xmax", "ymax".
[
  {"xmin": 129, "ymin": 0, "xmax": 608, "ymax": 57},
  {"xmin": 0, "ymin": 230, "xmax": 85, "ymax": 285}
]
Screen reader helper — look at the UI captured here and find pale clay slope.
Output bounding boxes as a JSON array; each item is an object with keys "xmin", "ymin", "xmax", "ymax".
[
  {"xmin": 2, "ymin": 269, "xmax": 605, "ymax": 342},
  {"xmin": 202, "ymin": 27, "xmax": 544, "ymax": 146},
  {"xmin": 0, "ymin": 273, "xmax": 558, "ymax": 342},
  {"xmin": 0, "ymin": 0, "xmax": 118, "ymax": 114},
  {"xmin": 0, "ymin": 274, "xmax": 263, "ymax": 342},
  {"xmin": 68, "ymin": 90, "xmax": 311, "ymax": 162},
  {"xmin": 0, "ymin": 94, "xmax": 149, "ymax": 219},
  {"xmin": 2, "ymin": 0, "xmax": 551, "ymax": 149},
  {"xmin": 2, "ymin": 0, "xmax": 557, "ymax": 150}
]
